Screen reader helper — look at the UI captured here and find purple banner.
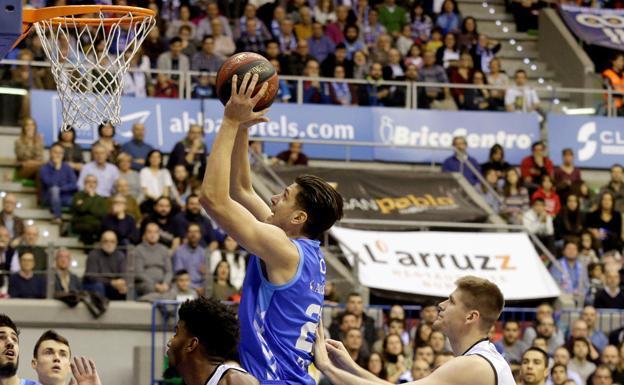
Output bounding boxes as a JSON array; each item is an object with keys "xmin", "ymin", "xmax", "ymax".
[{"xmin": 561, "ymin": 4, "xmax": 624, "ymax": 50}]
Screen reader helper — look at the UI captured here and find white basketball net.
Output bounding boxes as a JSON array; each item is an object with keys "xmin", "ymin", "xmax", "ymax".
[{"xmin": 32, "ymin": 10, "xmax": 155, "ymax": 131}]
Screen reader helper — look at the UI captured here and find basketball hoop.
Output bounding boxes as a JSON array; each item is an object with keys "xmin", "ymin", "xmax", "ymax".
[{"xmin": 22, "ymin": 6, "xmax": 156, "ymax": 131}]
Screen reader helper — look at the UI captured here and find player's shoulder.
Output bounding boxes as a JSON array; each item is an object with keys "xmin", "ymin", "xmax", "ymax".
[
  {"xmin": 220, "ymin": 368, "xmax": 260, "ymax": 385},
  {"xmin": 429, "ymin": 355, "xmax": 495, "ymax": 385}
]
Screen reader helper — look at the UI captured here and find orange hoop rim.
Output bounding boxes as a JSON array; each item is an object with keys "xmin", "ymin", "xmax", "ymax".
[{"xmin": 22, "ymin": 5, "xmax": 155, "ymax": 27}]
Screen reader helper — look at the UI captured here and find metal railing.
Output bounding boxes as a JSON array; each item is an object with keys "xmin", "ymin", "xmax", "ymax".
[{"xmin": 2, "ymin": 59, "xmax": 624, "ymax": 116}]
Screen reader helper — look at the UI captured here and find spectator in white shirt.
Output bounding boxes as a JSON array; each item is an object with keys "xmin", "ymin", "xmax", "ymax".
[
  {"xmin": 523, "ymin": 197, "xmax": 555, "ymax": 253},
  {"xmin": 505, "ymin": 69, "xmax": 540, "ymax": 112},
  {"xmin": 209, "ymin": 235, "xmax": 246, "ymax": 290},
  {"xmin": 140, "ymin": 150, "xmax": 173, "ymax": 213}
]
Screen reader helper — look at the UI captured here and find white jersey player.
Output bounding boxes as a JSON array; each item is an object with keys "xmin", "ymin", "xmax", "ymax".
[{"xmin": 314, "ymin": 276, "xmax": 516, "ymax": 385}]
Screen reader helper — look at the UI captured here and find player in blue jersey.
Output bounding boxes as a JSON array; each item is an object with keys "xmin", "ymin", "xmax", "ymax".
[
  {"xmin": 0, "ymin": 314, "xmax": 40, "ymax": 385},
  {"xmin": 200, "ymin": 73, "xmax": 344, "ymax": 385}
]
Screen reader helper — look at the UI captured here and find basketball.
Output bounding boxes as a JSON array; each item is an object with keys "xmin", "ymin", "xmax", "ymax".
[{"xmin": 216, "ymin": 52, "xmax": 279, "ymax": 111}]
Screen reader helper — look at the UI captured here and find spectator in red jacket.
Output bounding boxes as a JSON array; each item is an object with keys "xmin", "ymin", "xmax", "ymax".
[
  {"xmin": 532, "ymin": 175, "xmax": 561, "ymax": 217},
  {"xmin": 520, "ymin": 141, "xmax": 554, "ymax": 192}
]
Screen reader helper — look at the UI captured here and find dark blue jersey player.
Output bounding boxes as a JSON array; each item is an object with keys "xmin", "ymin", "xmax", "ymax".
[{"xmin": 200, "ymin": 73, "xmax": 344, "ymax": 384}]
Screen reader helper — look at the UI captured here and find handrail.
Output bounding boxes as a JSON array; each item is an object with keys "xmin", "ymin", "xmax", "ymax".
[{"xmin": 2, "ymin": 59, "xmax": 624, "ymax": 100}]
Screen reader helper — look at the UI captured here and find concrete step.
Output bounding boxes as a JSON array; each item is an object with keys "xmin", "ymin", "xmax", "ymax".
[
  {"xmin": 17, "ymin": 209, "xmax": 72, "ymax": 223},
  {"xmin": 498, "ymin": 49, "xmax": 539, "ymax": 60},
  {"xmin": 472, "ymin": 13, "xmax": 514, "ymax": 22},
  {"xmin": 488, "ymin": 31, "xmax": 536, "ymax": 41},
  {"xmin": 500, "ymin": 59, "xmax": 555, "ymax": 79},
  {"xmin": 480, "ymin": 20, "xmax": 517, "ymax": 34},
  {"xmin": 458, "ymin": 2, "xmax": 507, "ymax": 16},
  {"xmin": 500, "ymin": 40, "xmax": 538, "ymax": 53},
  {"xmin": 0, "ymin": 182, "xmax": 35, "ymax": 194},
  {"xmin": 458, "ymin": 0, "xmax": 505, "ymax": 5}
]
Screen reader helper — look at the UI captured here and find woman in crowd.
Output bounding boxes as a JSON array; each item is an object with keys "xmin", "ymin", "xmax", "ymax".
[
  {"xmin": 170, "ymin": 164, "xmax": 193, "ymax": 210},
  {"xmin": 579, "ymin": 231, "xmax": 599, "ymax": 264},
  {"xmin": 459, "ymin": 16, "xmax": 478, "ymax": 50},
  {"xmin": 586, "ymin": 191, "xmax": 623, "ymax": 253},
  {"xmin": 116, "ymin": 153, "xmax": 142, "ymax": 199},
  {"xmin": 481, "ymin": 168, "xmax": 501, "ymax": 213},
  {"xmin": 14, "ymin": 117, "xmax": 44, "ymax": 180},
  {"xmin": 501, "ymin": 168, "xmax": 530, "ymax": 225},
  {"xmin": 412, "ymin": 323, "xmax": 432, "ymax": 349},
  {"xmin": 567, "ymin": 338, "xmax": 596, "ymax": 384},
  {"xmin": 428, "ymin": 331, "xmax": 446, "ymax": 355},
  {"xmin": 211, "ymin": 260, "xmax": 238, "ymax": 302},
  {"xmin": 486, "ymin": 57, "xmax": 509, "ymax": 110},
  {"xmin": 140, "ymin": 150, "xmax": 173, "ymax": 214},
  {"xmin": 435, "ymin": 32, "xmax": 460, "ymax": 69},
  {"xmin": 404, "ymin": 44, "xmax": 423, "ymax": 69},
  {"xmin": 550, "ymin": 364, "xmax": 569, "ymax": 385},
  {"xmin": 382, "ymin": 333, "xmax": 410, "ymax": 384},
  {"xmin": 462, "ymin": 70, "xmax": 493, "ymax": 111},
  {"xmin": 449, "ymin": 52, "xmax": 474, "ymax": 105},
  {"xmin": 209, "ymin": 235, "xmax": 246, "ymax": 290},
  {"xmin": 410, "ymin": 3, "xmax": 433, "ymax": 44},
  {"xmin": 353, "ymin": 50, "xmax": 371, "ymax": 80},
  {"xmin": 366, "ymin": 353, "xmax": 387, "ymax": 380},
  {"xmin": 578, "ymin": 181, "xmax": 597, "ymax": 214},
  {"xmin": 436, "ymin": 0, "xmax": 462, "ymax": 35},
  {"xmin": 328, "ymin": 65, "xmax": 353, "ymax": 105},
  {"xmin": 102, "ymin": 194, "xmax": 138, "ymax": 246},
  {"xmin": 554, "ymin": 194, "xmax": 584, "ymax": 245},
  {"xmin": 54, "ymin": 128, "xmax": 84, "ymax": 173},
  {"xmin": 481, "ymin": 144, "xmax": 510, "ymax": 180},
  {"xmin": 94, "ymin": 122, "xmax": 121, "ymax": 163},
  {"xmin": 314, "ymin": 0, "xmax": 337, "ymax": 25},
  {"xmin": 531, "ymin": 175, "xmax": 561, "ymax": 217}
]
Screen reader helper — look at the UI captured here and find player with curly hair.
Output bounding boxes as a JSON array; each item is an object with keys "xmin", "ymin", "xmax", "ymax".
[{"xmin": 166, "ymin": 297, "xmax": 259, "ymax": 385}]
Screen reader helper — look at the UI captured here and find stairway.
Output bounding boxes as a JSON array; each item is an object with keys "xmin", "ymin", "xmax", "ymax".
[
  {"xmin": 457, "ymin": 0, "xmax": 575, "ymax": 111},
  {"xmin": 0, "ymin": 127, "xmax": 88, "ymax": 277}
]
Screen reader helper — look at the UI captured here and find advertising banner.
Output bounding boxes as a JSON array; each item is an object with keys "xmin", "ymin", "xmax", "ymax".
[
  {"xmin": 561, "ymin": 4, "xmax": 624, "ymax": 50},
  {"xmin": 547, "ymin": 113, "xmax": 624, "ymax": 169},
  {"xmin": 31, "ymin": 90, "xmax": 540, "ymax": 164},
  {"xmin": 371, "ymin": 108, "xmax": 539, "ymax": 164},
  {"xmin": 274, "ymin": 167, "xmax": 489, "ymax": 226},
  {"xmin": 332, "ymin": 227, "xmax": 561, "ymax": 300}
]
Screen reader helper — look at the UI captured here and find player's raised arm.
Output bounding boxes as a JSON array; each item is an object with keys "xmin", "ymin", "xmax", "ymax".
[
  {"xmin": 200, "ymin": 73, "xmax": 299, "ymax": 274},
  {"xmin": 229, "ymin": 124, "xmax": 273, "ymax": 222}
]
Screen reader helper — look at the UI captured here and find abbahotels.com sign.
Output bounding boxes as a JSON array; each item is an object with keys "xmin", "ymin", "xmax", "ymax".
[{"xmin": 332, "ymin": 228, "xmax": 561, "ymax": 300}]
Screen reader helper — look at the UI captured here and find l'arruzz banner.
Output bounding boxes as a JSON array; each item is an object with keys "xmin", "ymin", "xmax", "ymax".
[
  {"xmin": 332, "ymin": 227, "xmax": 561, "ymax": 300},
  {"xmin": 273, "ymin": 168, "xmax": 489, "ymax": 226}
]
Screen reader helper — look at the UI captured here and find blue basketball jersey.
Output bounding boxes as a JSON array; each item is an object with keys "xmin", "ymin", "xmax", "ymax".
[
  {"xmin": 238, "ymin": 238, "xmax": 326, "ymax": 385},
  {"xmin": 21, "ymin": 379, "xmax": 41, "ymax": 385}
]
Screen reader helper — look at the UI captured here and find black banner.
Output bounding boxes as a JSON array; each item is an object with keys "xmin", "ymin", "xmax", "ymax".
[{"xmin": 273, "ymin": 167, "xmax": 489, "ymax": 229}]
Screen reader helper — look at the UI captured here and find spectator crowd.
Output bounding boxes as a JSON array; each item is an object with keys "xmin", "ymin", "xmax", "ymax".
[
  {"xmin": 442, "ymin": 135, "xmax": 624, "ymax": 310},
  {"xmin": 3, "ymin": 0, "xmax": 553, "ymax": 113},
  {"xmin": 321, "ymin": 295, "xmax": 624, "ymax": 385}
]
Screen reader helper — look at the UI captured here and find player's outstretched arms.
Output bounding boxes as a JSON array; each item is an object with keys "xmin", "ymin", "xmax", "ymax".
[
  {"xmin": 229, "ymin": 125, "xmax": 272, "ymax": 222},
  {"xmin": 68, "ymin": 357, "xmax": 102, "ymax": 385},
  {"xmin": 201, "ymin": 73, "xmax": 298, "ymax": 280}
]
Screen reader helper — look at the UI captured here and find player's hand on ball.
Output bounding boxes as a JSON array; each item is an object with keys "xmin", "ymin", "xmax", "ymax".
[
  {"xmin": 69, "ymin": 357, "xmax": 102, "ymax": 385},
  {"xmin": 224, "ymin": 73, "xmax": 270, "ymax": 126}
]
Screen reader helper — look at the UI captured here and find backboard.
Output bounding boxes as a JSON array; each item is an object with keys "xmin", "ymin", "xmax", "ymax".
[{"xmin": 0, "ymin": 0, "xmax": 22, "ymax": 60}]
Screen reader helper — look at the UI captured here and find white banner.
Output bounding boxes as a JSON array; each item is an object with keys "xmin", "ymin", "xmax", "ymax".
[{"xmin": 332, "ymin": 228, "xmax": 561, "ymax": 300}]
